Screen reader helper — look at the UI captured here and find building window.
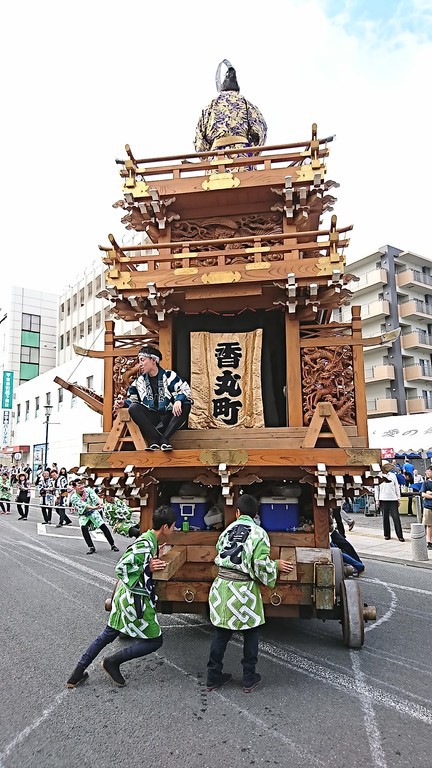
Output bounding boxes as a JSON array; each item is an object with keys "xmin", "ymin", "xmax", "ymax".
[
  {"xmin": 80, "ymin": 288, "xmax": 85, "ymax": 307},
  {"xmin": 35, "ymin": 396, "xmax": 40, "ymax": 418},
  {"xmin": 79, "ymin": 322, "xmax": 84, "ymax": 339},
  {"xmin": 25, "ymin": 401, "xmax": 30, "ymax": 420},
  {"xmin": 86, "ymin": 376, "xmax": 94, "ymax": 390},
  {"xmin": 58, "ymin": 388, "xmax": 63, "ymax": 408},
  {"xmin": 22, "ymin": 313, "xmax": 40, "ymax": 332},
  {"xmin": 60, "ymin": 303, "xmax": 65, "ymax": 320},
  {"xmin": 87, "ymin": 318, "xmax": 92, "ymax": 334},
  {"xmin": 95, "ymin": 275, "xmax": 102, "ymax": 292},
  {"xmin": 67, "ymin": 299, "xmax": 71, "ymax": 316},
  {"xmin": 66, "ymin": 331, "xmax": 70, "ymax": 346},
  {"xmin": 72, "ymin": 327, "xmax": 77, "ymax": 342},
  {"xmin": 88, "ymin": 283, "xmax": 93, "ymax": 298},
  {"xmin": 46, "ymin": 392, "xmax": 51, "ymax": 406},
  {"xmin": 16, "ymin": 404, "xmax": 21, "ymax": 423},
  {"xmin": 20, "ymin": 363, "xmax": 39, "ymax": 383},
  {"xmin": 95, "ymin": 312, "xmax": 101, "ymax": 329},
  {"xmin": 60, "ymin": 335, "xmax": 64, "ymax": 350},
  {"xmin": 21, "ymin": 346, "xmax": 40, "ymax": 364},
  {"xmin": 73, "ymin": 294, "xmax": 78, "ymax": 310}
]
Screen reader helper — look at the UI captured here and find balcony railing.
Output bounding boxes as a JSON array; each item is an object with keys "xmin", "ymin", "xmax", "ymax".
[
  {"xmin": 404, "ymin": 362, "xmax": 432, "ymax": 381},
  {"xmin": 365, "ymin": 364, "xmax": 395, "ymax": 382},
  {"xmin": 397, "ymin": 269, "xmax": 432, "ymax": 290},
  {"xmin": 367, "ymin": 397, "xmax": 398, "ymax": 415},
  {"xmin": 407, "ymin": 396, "xmax": 432, "ymax": 414},
  {"xmin": 400, "ymin": 299, "xmax": 432, "ymax": 319},
  {"xmin": 401, "ymin": 330, "xmax": 432, "ymax": 350}
]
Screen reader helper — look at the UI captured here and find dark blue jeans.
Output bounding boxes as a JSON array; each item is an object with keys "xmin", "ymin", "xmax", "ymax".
[
  {"xmin": 207, "ymin": 626, "xmax": 259, "ymax": 688},
  {"xmin": 78, "ymin": 625, "xmax": 163, "ymax": 669}
]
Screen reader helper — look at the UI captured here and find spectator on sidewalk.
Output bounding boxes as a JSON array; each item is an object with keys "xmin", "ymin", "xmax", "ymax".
[
  {"xmin": 16, "ymin": 473, "xmax": 31, "ymax": 520},
  {"xmin": 420, "ymin": 468, "xmax": 432, "ymax": 551},
  {"xmin": 0, "ymin": 472, "xmax": 12, "ymax": 514},
  {"xmin": 375, "ymin": 462, "xmax": 405, "ymax": 542}
]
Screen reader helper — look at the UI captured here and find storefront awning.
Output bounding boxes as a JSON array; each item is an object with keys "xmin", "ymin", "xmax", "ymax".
[{"xmin": 0, "ymin": 445, "xmax": 31, "ymax": 455}]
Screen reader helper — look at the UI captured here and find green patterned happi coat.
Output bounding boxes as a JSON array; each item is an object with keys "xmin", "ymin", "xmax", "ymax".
[
  {"xmin": 209, "ymin": 515, "xmax": 278, "ymax": 630},
  {"xmin": 103, "ymin": 498, "xmax": 134, "ymax": 536},
  {"xmin": 108, "ymin": 529, "xmax": 161, "ymax": 639}
]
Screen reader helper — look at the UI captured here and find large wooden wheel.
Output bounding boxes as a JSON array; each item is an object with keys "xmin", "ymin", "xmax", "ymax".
[
  {"xmin": 331, "ymin": 547, "xmax": 344, "ymax": 596},
  {"xmin": 341, "ymin": 579, "xmax": 364, "ymax": 648}
]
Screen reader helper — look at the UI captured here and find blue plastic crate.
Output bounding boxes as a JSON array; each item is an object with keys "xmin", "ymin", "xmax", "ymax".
[{"xmin": 259, "ymin": 497, "xmax": 299, "ymax": 532}]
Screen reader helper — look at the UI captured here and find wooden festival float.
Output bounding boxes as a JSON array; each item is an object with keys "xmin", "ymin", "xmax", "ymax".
[{"xmin": 58, "ymin": 125, "xmax": 391, "ymax": 647}]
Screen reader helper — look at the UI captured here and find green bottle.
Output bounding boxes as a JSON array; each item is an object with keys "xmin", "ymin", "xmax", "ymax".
[{"xmin": 182, "ymin": 520, "xmax": 190, "ymax": 532}]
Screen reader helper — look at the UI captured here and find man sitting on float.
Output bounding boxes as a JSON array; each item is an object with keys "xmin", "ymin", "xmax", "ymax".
[{"xmin": 117, "ymin": 345, "xmax": 192, "ymax": 452}]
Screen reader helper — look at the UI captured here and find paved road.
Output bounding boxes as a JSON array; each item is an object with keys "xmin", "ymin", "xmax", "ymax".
[{"xmin": 1, "ymin": 513, "xmax": 431, "ymax": 768}]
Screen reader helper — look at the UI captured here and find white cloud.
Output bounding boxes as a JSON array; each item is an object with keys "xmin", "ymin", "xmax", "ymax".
[{"xmin": 1, "ymin": 0, "xmax": 432, "ymax": 301}]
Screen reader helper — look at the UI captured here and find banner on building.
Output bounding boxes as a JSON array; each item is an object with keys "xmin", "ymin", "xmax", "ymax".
[
  {"xmin": 1, "ymin": 371, "xmax": 14, "ymax": 410},
  {"xmin": 189, "ymin": 331, "xmax": 264, "ymax": 429},
  {"xmin": 2, "ymin": 411, "xmax": 10, "ymax": 447}
]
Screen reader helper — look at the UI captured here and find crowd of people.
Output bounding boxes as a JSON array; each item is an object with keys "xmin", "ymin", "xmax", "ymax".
[{"xmin": 0, "ymin": 463, "xmax": 143, "ymax": 554}]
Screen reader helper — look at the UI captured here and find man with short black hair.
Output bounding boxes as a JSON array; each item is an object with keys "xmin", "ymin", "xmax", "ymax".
[
  {"xmin": 206, "ymin": 494, "xmax": 293, "ymax": 693},
  {"xmin": 117, "ymin": 345, "xmax": 192, "ymax": 452},
  {"xmin": 66, "ymin": 505, "xmax": 176, "ymax": 688}
]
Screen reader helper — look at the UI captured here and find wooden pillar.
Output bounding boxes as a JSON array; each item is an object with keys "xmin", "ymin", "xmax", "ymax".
[
  {"xmin": 103, "ymin": 321, "xmax": 114, "ymax": 432},
  {"xmin": 313, "ymin": 501, "xmax": 330, "ymax": 549},
  {"xmin": 224, "ymin": 486, "xmax": 239, "ymax": 527},
  {"xmin": 285, "ymin": 314, "xmax": 303, "ymax": 426},
  {"xmin": 158, "ymin": 315, "xmax": 173, "ymax": 369},
  {"xmin": 140, "ymin": 482, "xmax": 158, "ymax": 533},
  {"xmin": 351, "ymin": 306, "xmax": 368, "ymax": 439}
]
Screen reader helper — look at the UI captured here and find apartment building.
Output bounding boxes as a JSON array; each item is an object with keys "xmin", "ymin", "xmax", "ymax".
[
  {"xmin": 338, "ymin": 245, "xmax": 432, "ymax": 418},
  {"xmin": 0, "ymin": 286, "xmax": 57, "ymax": 450}
]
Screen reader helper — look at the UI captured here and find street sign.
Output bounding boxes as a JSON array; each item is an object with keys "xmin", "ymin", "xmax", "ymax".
[
  {"xmin": 1, "ymin": 371, "xmax": 14, "ymax": 409},
  {"xmin": 14, "ymin": 452, "xmax": 22, "ymax": 461},
  {"xmin": 2, "ymin": 411, "xmax": 10, "ymax": 447}
]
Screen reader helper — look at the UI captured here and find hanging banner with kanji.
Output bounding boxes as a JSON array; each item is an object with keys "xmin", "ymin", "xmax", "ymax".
[{"xmin": 189, "ymin": 331, "xmax": 264, "ymax": 429}]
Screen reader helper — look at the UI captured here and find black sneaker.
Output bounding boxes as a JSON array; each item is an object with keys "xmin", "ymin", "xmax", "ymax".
[
  {"xmin": 65, "ymin": 521, "xmax": 72, "ymax": 526},
  {"xmin": 161, "ymin": 443, "xmax": 173, "ymax": 451},
  {"xmin": 86, "ymin": 547, "xmax": 96, "ymax": 555},
  {"xmin": 66, "ymin": 665, "xmax": 89, "ymax": 689},
  {"xmin": 145, "ymin": 443, "xmax": 161, "ymax": 451},
  {"xmin": 243, "ymin": 673, "xmax": 261, "ymax": 693},
  {"xmin": 427, "ymin": 542, "xmax": 432, "ymax": 550},
  {"xmin": 206, "ymin": 673, "xmax": 232, "ymax": 692},
  {"xmin": 101, "ymin": 658, "xmax": 126, "ymax": 687},
  {"xmin": 111, "ymin": 545, "xmax": 119, "ymax": 552},
  {"xmin": 55, "ymin": 524, "xmax": 64, "ymax": 528}
]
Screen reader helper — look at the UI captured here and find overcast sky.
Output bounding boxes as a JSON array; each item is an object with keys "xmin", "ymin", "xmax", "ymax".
[{"xmin": 2, "ymin": 0, "xmax": 431, "ymax": 300}]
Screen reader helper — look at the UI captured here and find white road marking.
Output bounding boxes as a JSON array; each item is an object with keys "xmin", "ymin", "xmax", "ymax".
[
  {"xmin": 350, "ymin": 651, "xmax": 387, "ymax": 768},
  {"xmin": 36, "ymin": 522, "xmax": 107, "ymax": 541},
  {"xmin": 365, "ymin": 582, "xmax": 398, "ymax": 633},
  {"xmin": 258, "ymin": 640, "xmax": 432, "ymax": 724},
  {"xmin": 0, "ymin": 691, "xmax": 68, "ymax": 764},
  {"xmin": 363, "ymin": 577, "xmax": 432, "ymax": 597},
  {"xmin": 158, "ymin": 654, "xmax": 328, "ymax": 767},
  {"xmin": 18, "ymin": 541, "xmax": 116, "ymax": 584}
]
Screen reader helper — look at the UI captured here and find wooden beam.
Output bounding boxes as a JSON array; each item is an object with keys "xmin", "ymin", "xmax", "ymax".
[
  {"xmin": 103, "ymin": 322, "xmax": 114, "ymax": 432},
  {"xmin": 80, "ymin": 447, "xmax": 381, "ymax": 470},
  {"xmin": 286, "ymin": 316, "xmax": 303, "ymax": 426}
]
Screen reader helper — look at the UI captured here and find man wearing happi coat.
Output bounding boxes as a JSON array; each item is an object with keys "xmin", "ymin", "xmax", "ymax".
[
  {"xmin": 206, "ymin": 494, "xmax": 292, "ymax": 693},
  {"xmin": 66, "ymin": 505, "xmax": 176, "ymax": 689},
  {"xmin": 194, "ymin": 60, "xmax": 267, "ymax": 164}
]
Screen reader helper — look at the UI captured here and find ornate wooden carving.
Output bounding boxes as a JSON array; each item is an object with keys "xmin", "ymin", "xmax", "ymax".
[
  {"xmin": 113, "ymin": 356, "xmax": 139, "ymax": 404},
  {"xmin": 301, "ymin": 346, "xmax": 356, "ymax": 425},
  {"xmin": 170, "ymin": 213, "xmax": 283, "ymax": 267}
]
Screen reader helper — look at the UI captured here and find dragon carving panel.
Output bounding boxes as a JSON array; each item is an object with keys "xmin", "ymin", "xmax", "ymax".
[
  {"xmin": 301, "ymin": 346, "xmax": 356, "ymax": 425},
  {"xmin": 113, "ymin": 356, "xmax": 139, "ymax": 407},
  {"xmin": 171, "ymin": 213, "xmax": 283, "ymax": 267}
]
